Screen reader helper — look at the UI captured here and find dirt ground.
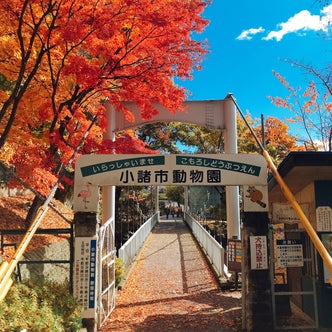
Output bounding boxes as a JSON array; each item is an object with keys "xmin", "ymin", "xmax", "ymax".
[{"xmin": 100, "ymin": 219, "xmax": 242, "ymax": 332}]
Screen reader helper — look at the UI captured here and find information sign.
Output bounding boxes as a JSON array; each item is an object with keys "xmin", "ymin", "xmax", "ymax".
[
  {"xmin": 250, "ymin": 236, "xmax": 268, "ymax": 270},
  {"xmin": 276, "ymin": 239, "xmax": 303, "ymax": 268},
  {"xmin": 73, "ymin": 237, "xmax": 97, "ymax": 318},
  {"xmin": 74, "ymin": 153, "xmax": 267, "ymax": 212},
  {"xmin": 227, "ymin": 239, "xmax": 242, "ymax": 272},
  {"xmin": 316, "ymin": 206, "xmax": 332, "ymax": 231},
  {"xmin": 76, "ymin": 153, "xmax": 266, "ymax": 187}
]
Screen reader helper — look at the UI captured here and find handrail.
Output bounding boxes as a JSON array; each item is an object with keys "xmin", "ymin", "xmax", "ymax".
[
  {"xmin": 184, "ymin": 212, "xmax": 230, "ymax": 279},
  {"xmin": 118, "ymin": 212, "xmax": 158, "ymax": 268}
]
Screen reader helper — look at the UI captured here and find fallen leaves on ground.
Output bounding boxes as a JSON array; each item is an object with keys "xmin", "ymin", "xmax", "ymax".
[
  {"xmin": 0, "ymin": 194, "xmax": 73, "ymax": 261},
  {"xmin": 100, "ymin": 221, "xmax": 242, "ymax": 332}
]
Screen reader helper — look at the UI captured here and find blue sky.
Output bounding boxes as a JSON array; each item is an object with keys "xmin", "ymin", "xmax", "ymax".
[{"xmin": 179, "ymin": 0, "xmax": 332, "ymax": 134}]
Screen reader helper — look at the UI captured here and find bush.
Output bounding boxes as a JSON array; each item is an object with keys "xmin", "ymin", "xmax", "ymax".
[
  {"xmin": 0, "ymin": 279, "xmax": 82, "ymax": 331},
  {"xmin": 115, "ymin": 257, "xmax": 125, "ymax": 287}
]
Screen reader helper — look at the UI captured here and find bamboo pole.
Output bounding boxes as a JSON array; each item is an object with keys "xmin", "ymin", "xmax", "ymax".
[{"xmin": 0, "ymin": 116, "xmax": 98, "ymax": 301}]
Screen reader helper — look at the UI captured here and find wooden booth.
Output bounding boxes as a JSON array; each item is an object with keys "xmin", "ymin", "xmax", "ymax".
[{"xmin": 268, "ymin": 152, "xmax": 332, "ymax": 330}]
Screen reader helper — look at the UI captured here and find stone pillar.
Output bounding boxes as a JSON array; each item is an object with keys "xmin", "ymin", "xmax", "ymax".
[{"xmin": 242, "ymin": 211, "xmax": 272, "ymax": 331}]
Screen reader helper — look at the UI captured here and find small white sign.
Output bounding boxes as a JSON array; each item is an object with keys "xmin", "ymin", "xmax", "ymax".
[
  {"xmin": 243, "ymin": 185, "xmax": 268, "ymax": 212},
  {"xmin": 316, "ymin": 206, "xmax": 332, "ymax": 231},
  {"xmin": 276, "ymin": 240, "xmax": 303, "ymax": 267},
  {"xmin": 272, "ymin": 202, "xmax": 309, "ymax": 223},
  {"xmin": 250, "ymin": 236, "xmax": 268, "ymax": 270}
]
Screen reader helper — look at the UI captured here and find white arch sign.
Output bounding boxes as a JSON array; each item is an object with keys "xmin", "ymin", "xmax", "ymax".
[{"xmin": 74, "ymin": 153, "xmax": 267, "ymax": 212}]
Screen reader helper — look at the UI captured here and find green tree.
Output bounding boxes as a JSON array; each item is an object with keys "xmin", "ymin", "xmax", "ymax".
[
  {"xmin": 139, "ymin": 114, "xmax": 302, "ymax": 165},
  {"xmin": 165, "ymin": 186, "xmax": 184, "ymax": 206}
]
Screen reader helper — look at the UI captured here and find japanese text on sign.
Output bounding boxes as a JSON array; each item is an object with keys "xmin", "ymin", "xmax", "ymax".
[
  {"xmin": 73, "ymin": 238, "xmax": 97, "ymax": 318},
  {"xmin": 276, "ymin": 240, "xmax": 303, "ymax": 268},
  {"xmin": 176, "ymin": 156, "xmax": 261, "ymax": 176},
  {"xmin": 228, "ymin": 239, "xmax": 242, "ymax": 272},
  {"xmin": 81, "ymin": 156, "xmax": 165, "ymax": 177},
  {"xmin": 250, "ymin": 236, "xmax": 268, "ymax": 270},
  {"xmin": 316, "ymin": 206, "xmax": 332, "ymax": 231},
  {"xmin": 119, "ymin": 169, "xmax": 222, "ymax": 184}
]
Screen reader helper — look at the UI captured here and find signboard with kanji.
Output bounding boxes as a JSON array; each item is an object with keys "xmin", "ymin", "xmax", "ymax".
[
  {"xmin": 250, "ymin": 236, "xmax": 268, "ymax": 270},
  {"xmin": 227, "ymin": 239, "xmax": 242, "ymax": 272},
  {"xmin": 316, "ymin": 206, "xmax": 332, "ymax": 231},
  {"xmin": 76, "ymin": 154, "xmax": 266, "ymax": 186},
  {"xmin": 73, "ymin": 237, "xmax": 97, "ymax": 318},
  {"xmin": 74, "ymin": 153, "xmax": 267, "ymax": 212},
  {"xmin": 276, "ymin": 239, "xmax": 303, "ymax": 268}
]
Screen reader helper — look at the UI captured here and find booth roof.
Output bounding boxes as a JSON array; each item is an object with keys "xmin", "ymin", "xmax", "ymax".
[{"xmin": 268, "ymin": 152, "xmax": 332, "ymax": 201}]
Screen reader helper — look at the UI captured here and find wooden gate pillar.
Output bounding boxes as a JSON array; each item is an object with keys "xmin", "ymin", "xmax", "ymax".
[{"xmin": 242, "ymin": 211, "xmax": 272, "ymax": 331}]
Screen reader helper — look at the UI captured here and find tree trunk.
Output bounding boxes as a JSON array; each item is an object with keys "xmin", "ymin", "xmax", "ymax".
[{"xmin": 25, "ymin": 195, "xmax": 44, "ymax": 227}]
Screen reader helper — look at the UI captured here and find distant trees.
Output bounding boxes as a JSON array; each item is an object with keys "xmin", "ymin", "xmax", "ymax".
[
  {"xmin": 138, "ymin": 122, "xmax": 223, "ymax": 154},
  {"xmin": 165, "ymin": 186, "xmax": 184, "ymax": 207},
  {"xmin": 139, "ymin": 113, "xmax": 302, "ymax": 165}
]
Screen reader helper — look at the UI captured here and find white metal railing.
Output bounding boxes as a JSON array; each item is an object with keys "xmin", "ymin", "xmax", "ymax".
[
  {"xmin": 97, "ymin": 217, "xmax": 116, "ymax": 328},
  {"xmin": 118, "ymin": 212, "xmax": 159, "ymax": 268},
  {"xmin": 184, "ymin": 212, "xmax": 230, "ymax": 279}
]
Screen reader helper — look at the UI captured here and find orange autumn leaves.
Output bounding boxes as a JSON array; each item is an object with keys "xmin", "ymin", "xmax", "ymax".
[
  {"xmin": 0, "ymin": 0, "xmax": 209, "ymax": 195},
  {"xmin": 269, "ymin": 70, "xmax": 332, "ymax": 151}
]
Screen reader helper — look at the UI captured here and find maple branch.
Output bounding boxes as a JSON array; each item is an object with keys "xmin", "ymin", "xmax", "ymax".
[
  {"xmin": 0, "ymin": 0, "xmax": 55, "ymax": 148},
  {"xmin": 285, "ymin": 60, "xmax": 332, "ymax": 96}
]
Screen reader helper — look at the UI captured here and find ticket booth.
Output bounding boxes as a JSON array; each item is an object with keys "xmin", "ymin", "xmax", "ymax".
[{"xmin": 268, "ymin": 152, "xmax": 332, "ymax": 329}]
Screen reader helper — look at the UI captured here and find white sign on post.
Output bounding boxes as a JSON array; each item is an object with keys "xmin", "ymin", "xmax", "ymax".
[
  {"xmin": 316, "ymin": 206, "xmax": 332, "ymax": 231},
  {"xmin": 250, "ymin": 236, "xmax": 268, "ymax": 270},
  {"xmin": 272, "ymin": 202, "xmax": 309, "ymax": 224},
  {"xmin": 276, "ymin": 239, "xmax": 303, "ymax": 268},
  {"xmin": 73, "ymin": 237, "xmax": 97, "ymax": 318},
  {"xmin": 243, "ymin": 185, "xmax": 268, "ymax": 212}
]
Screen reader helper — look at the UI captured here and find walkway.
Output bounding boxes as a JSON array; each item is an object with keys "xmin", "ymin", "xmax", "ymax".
[{"xmin": 100, "ymin": 218, "xmax": 242, "ymax": 332}]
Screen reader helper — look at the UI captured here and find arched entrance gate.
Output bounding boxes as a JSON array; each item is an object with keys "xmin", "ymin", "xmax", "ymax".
[{"xmin": 72, "ymin": 94, "xmax": 269, "ymax": 330}]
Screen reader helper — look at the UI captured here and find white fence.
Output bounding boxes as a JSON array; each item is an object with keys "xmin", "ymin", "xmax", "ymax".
[
  {"xmin": 184, "ymin": 212, "xmax": 230, "ymax": 279},
  {"xmin": 118, "ymin": 212, "xmax": 159, "ymax": 268},
  {"xmin": 97, "ymin": 217, "xmax": 116, "ymax": 328}
]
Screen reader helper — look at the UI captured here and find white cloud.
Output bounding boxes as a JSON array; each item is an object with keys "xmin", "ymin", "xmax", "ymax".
[
  {"xmin": 237, "ymin": 4, "xmax": 332, "ymax": 42},
  {"xmin": 236, "ymin": 27, "xmax": 265, "ymax": 40}
]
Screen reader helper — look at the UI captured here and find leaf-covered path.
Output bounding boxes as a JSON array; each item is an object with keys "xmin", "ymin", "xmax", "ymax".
[{"xmin": 100, "ymin": 218, "xmax": 242, "ymax": 331}]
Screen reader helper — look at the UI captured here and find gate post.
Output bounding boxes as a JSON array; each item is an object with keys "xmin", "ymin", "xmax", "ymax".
[
  {"xmin": 103, "ymin": 103, "xmax": 116, "ymax": 224},
  {"xmin": 224, "ymin": 94, "xmax": 241, "ymax": 239},
  {"xmin": 242, "ymin": 211, "xmax": 273, "ymax": 331},
  {"xmin": 73, "ymin": 211, "xmax": 100, "ymax": 332}
]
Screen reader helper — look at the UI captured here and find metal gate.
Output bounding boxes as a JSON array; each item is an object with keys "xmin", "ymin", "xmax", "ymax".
[
  {"xmin": 269, "ymin": 225, "xmax": 319, "ymax": 330},
  {"xmin": 97, "ymin": 217, "xmax": 116, "ymax": 328}
]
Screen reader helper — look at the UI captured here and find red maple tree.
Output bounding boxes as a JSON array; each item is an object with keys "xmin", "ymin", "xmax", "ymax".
[{"xmin": 0, "ymin": 0, "xmax": 210, "ymax": 195}]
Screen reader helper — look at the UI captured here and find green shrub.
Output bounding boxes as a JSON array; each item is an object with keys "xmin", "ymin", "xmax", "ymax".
[
  {"xmin": 115, "ymin": 257, "xmax": 125, "ymax": 287},
  {"xmin": 0, "ymin": 279, "xmax": 82, "ymax": 331}
]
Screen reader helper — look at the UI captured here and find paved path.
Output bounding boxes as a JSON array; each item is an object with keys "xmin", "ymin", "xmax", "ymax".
[{"xmin": 100, "ymin": 218, "xmax": 242, "ymax": 331}]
